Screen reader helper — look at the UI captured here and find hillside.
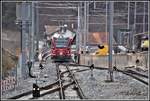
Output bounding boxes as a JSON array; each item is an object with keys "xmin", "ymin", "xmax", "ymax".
[{"xmin": 2, "ymin": 48, "xmax": 18, "ymax": 78}]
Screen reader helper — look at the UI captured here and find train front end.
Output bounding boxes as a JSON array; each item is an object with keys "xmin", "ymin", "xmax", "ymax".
[{"xmin": 50, "ymin": 37, "xmax": 72, "ymax": 62}]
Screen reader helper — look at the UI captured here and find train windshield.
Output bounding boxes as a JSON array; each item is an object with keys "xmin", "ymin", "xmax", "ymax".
[{"xmin": 54, "ymin": 38, "xmax": 69, "ymax": 48}]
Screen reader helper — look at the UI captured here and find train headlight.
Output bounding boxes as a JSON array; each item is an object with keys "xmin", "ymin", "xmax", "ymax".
[
  {"xmin": 67, "ymin": 50, "xmax": 70, "ymax": 54},
  {"xmin": 60, "ymin": 52, "xmax": 63, "ymax": 55}
]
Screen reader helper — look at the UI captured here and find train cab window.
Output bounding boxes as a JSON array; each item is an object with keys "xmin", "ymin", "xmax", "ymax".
[{"xmin": 55, "ymin": 38, "xmax": 68, "ymax": 48}]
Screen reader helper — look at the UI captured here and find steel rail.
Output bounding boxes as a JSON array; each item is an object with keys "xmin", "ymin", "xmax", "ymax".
[
  {"xmin": 124, "ymin": 69, "xmax": 148, "ymax": 78},
  {"xmin": 8, "ymin": 80, "xmax": 59, "ymax": 99},
  {"xmin": 114, "ymin": 67, "xmax": 148, "ymax": 85},
  {"xmin": 74, "ymin": 68, "xmax": 91, "ymax": 73},
  {"xmin": 62, "ymin": 63, "xmax": 108, "ymax": 70},
  {"xmin": 61, "ymin": 68, "xmax": 90, "ymax": 75},
  {"xmin": 65, "ymin": 64, "xmax": 87, "ymax": 99},
  {"xmin": 66, "ymin": 63, "xmax": 148, "ymax": 85},
  {"xmin": 56, "ymin": 64, "xmax": 65, "ymax": 99},
  {"xmin": 30, "ymin": 82, "xmax": 74, "ymax": 99},
  {"xmin": 9, "ymin": 79, "xmax": 74, "ymax": 99}
]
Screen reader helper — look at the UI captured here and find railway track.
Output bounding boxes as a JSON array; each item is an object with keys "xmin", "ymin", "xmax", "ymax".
[
  {"xmin": 113, "ymin": 67, "xmax": 148, "ymax": 85},
  {"xmin": 8, "ymin": 63, "xmax": 89, "ymax": 100},
  {"xmin": 67, "ymin": 64, "xmax": 148, "ymax": 86},
  {"xmin": 70, "ymin": 64, "xmax": 149, "ymax": 86},
  {"xmin": 8, "ymin": 63, "xmax": 148, "ymax": 99},
  {"xmin": 56, "ymin": 64, "xmax": 65, "ymax": 99},
  {"xmin": 56, "ymin": 63, "xmax": 87, "ymax": 99}
]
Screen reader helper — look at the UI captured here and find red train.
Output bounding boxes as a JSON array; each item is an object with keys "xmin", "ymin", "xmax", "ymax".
[{"xmin": 50, "ymin": 37, "xmax": 72, "ymax": 62}]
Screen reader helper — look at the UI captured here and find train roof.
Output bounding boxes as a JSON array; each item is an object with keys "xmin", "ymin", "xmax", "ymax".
[{"xmin": 51, "ymin": 29, "xmax": 76, "ymax": 39}]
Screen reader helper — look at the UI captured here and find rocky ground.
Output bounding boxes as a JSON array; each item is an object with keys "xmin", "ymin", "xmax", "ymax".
[{"xmin": 2, "ymin": 30, "xmax": 20, "ymax": 78}]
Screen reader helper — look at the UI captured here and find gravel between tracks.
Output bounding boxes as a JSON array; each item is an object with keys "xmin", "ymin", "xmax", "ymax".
[
  {"xmin": 2, "ymin": 63, "xmax": 148, "ymax": 100},
  {"xmin": 74, "ymin": 68, "xmax": 148, "ymax": 99}
]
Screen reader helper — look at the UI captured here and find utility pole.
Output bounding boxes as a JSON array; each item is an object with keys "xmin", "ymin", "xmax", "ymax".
[
  {"xmin": 76, "ymin": 4, "xmax": 80, "ymax": 55},
  {"xmin": 31, "ymin": 2, "xmax": 35, "ymax": 61},
  {"xmin": 127, "ymin": 2, "xmax": 130, "ymax": 29},
  {"xmin": 127, "ymin": 2, "xmax": 132, "ymax": 50},
  {"xmin": 143, "ymin": 2, "xmax": 145, "ymax": 33},
  {"xmin": 16, "ymin": 2, "xmax": 22, "ymax": 85},
  {"xmin": 86, "ymin": 2, "xmax": 89, "ymax": 45},
  {"xmin": 21, "ymin": 2, "xmax": 27, "ymax": 79},
  {"xmin": 76, "ymin": 3, "xmax": 83, "ymax": 63},
  {"xmin": 105, "ymin": 1, "xmax": 107, "ymax": 33},
  {"xmin": 84, "ymin": 1, "xmax": 87, "ymax": 55},
  {"xmin": 16, "ymin": 2, "xmax": 32, "ymax": 80},
  {"xmin": 35, "ymin": 2, "xmax": 39, "ymax": 51},
  {"xmin": 79, "ymin": 2, "xmax": 83, "ymax": 55},
  {"xmin": 132, "ymin": 2, "xmax": 137, "ymax": 50},
  {"xmin": 107, "ymin": 2, "xmax": 114, "ymax": 82},
  {"xmin": 29, "ymin": 3, "xmax": 32, "ymax": 62}
]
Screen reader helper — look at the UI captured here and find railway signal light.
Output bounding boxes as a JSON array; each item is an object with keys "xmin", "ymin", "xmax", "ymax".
[
  {"xmin": 32, "ymin": 83, "xmax": 40, "ymax": 98},
  {"xmin": 39, "ymin": 63, "xmax": 44, "ymax": 69},
  {"xmin": 90, "ymin": 64, "xmax": 94, "ymax": 70},
  {"xmin": 113, "ymin": 66, "xmax": 117, "ymax": 71},
  {"xmin": 90, "ymin": 64, "xmax": 94, "ymax": 77},
  {"xmin": 73, "ymin": 84, "xmax": 78, "ymax": 90},
  {"xmin": 136, "ymin": 59, "xmax": 140, "ymax": 64}
]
